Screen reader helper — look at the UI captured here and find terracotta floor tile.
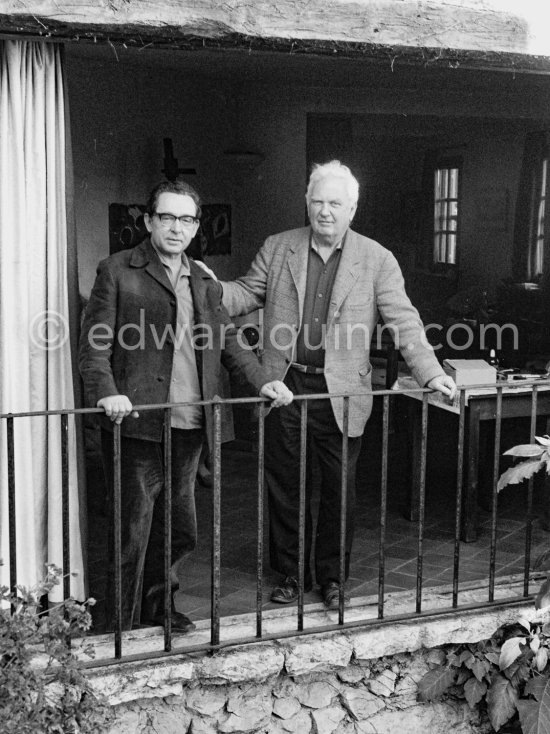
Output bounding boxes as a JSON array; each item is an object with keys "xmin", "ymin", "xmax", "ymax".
[{"xmin": 86, "ymin": 441, "xmax": 550, "ymax": 630}]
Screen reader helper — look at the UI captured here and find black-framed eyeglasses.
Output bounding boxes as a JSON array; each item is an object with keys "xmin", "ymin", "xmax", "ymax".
[{"xmin": 154, "ymin": 212, "xmax": 200, "ymax": 228}]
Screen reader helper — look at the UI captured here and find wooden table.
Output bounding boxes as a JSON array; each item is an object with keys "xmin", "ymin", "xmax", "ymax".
[{"xmin": 400, "ymin": 377, "xmax": 550, "ymax": 542}]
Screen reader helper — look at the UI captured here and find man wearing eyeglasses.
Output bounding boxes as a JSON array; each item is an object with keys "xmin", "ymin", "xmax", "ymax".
[{"xmin": 79, "ymin": 179, "xmax": 292, "ymax": 633}]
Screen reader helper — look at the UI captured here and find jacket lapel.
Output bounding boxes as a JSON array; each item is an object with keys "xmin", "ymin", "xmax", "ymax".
[
  {"xmin": 328, "ymin": 229, "xmax": 362, "ymax": 324},
  {"xmin": 188, "ymin": 260, "xmax": 219, "ymax": 395},
  {"xmin": 287, "ymin": 228, "xmax": 310, "ymax": 322},
  {"xmin": 130, "ymin": 238, "xmax": 174, "ymax": 295},
  {"xmin": 188, "ymin": 259, "xmax": 210, "ymax": 313}
]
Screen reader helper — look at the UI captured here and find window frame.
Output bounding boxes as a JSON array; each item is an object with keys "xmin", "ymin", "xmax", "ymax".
[{"xmin": 431, "ymin": 156, "xmax": 462, "ymax": 272}]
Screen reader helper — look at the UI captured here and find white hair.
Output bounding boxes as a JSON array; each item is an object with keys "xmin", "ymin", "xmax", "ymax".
[{"xmin": 306, "ymin": 160, "xmax": 359, "ymax": 205}]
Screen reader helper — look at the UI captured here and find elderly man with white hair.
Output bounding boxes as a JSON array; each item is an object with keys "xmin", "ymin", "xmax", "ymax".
[{"xmin": 222, "ymin": 160, "xmax": 456, "ymax": 609}]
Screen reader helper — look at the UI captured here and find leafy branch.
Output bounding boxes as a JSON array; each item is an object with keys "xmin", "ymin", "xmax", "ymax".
[
  {"xmin": 497, "ymin": 435, "xmax": 550, "ymax": 492},
  {"xmin": 0, "ymin": 563, "xmax": 111, "ymax": 733},
  {"xmin": 417, "ymin": 617, "xmax": 550, "ymax": 732}
]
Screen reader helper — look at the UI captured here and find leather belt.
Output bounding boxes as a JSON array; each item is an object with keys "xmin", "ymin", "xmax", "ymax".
[{"xmin": 290, "ymin": 362, "xmax": 325, "ymax": 375}]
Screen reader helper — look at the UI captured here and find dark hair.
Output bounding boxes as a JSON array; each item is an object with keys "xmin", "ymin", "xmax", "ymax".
[{"xmin": 146, "ymin": 180, "xmax": 202, "ymax": 219}]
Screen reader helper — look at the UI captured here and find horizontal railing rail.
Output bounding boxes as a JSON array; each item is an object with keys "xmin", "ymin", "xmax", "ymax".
[{"xmin": 3, "ymin": 378, "xmax": 549, "ymax": 665}]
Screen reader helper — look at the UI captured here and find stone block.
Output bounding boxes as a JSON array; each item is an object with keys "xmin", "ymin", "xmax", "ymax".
[
  {"xmin": 337, "ymin": 666, "xmax": 365, "ymax": 684},
  {"xmin": 272, "ymin": 696, "xmax": 302, "ymax": 720},
  {"xmin": 273, "ymin": 677, "xmax": 296, "ymax": 699},
  {"xmin": 285, "ymin": 636, "xmax": 353, "ymax": 676},
  {"xmin": 367, "ymin": 669, "xmax": 397, "ymax": 697},
  {"xmin": 219, "ymin": 688, "xmax": 272, "ymax": 733},
  {"xmin": 296, "ymin": 681, "xmax": 339, "ymax": 709},
  {"xmin": 341, "ymin": 688, "xmax": 385, "ymax": 720},
  {"xmin": 268, "ymin": 710, "xmax": 313, "ymax": 733},
  {"xmin": 226, "ymin": 688, "xmax": 272, "ymax": 719},
  {"xmin": 334, "ymin": 722, "xmax": 357, "ymax": 734},
  {"xmin": 365, "ymin": 700, "xmax": 486, "ymax": 734},
  {"xmin": 311, "ymin": 705, "xmax": 346, "ymax": 734},
  {"xmin": 107, "ymin": 708, "xmax": 141, "ymax": 734},
  {"xmin": 219, "ymin": 710, "xmax": 271, "ymax": 733},
  {"xmin": 392, "ymin": 675, "xmax": 418, "ymax": 708},
  {"xmin": 190, "ymin": 718, "xmax": 219, "ymax": 734},
  {"xmin": 186, "ymin": 686, "xmax": 227, "ymax": 717},
  {"xmin": 145, "ymin": 707, "xmax": 192, "ymax": 734},
  {"xmin": 197, "ymin": 646, "xmax": 284, "ymax": 684},
  {"xmin": 94, "ymin": 662, "xmax": 192, "ymax": 705}
]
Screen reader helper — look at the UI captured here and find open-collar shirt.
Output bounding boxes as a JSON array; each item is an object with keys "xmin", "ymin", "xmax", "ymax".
[{"xmin": 153, "ymin": 246, "xmax": 203, "ymax": 429}]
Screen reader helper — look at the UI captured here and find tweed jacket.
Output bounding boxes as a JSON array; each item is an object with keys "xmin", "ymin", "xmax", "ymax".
[
  {"xmin": 79, "ymin": 238, "xmax": 266, "ymax": 444},
  {"xmin": 222, "ymin": 226, "xmax": 444, "ymax": 437}
]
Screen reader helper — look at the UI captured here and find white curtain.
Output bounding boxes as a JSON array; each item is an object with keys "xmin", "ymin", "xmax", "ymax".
[{"xmin": 0, "ymin": 40, "xmax": 84, "ymax": 600}]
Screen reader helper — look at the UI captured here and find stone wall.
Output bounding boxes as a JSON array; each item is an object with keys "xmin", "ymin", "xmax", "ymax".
[
  {"xmin": 106, "ymin": 649, "xmax": 490, "ymax": 734},
  {"xmin": 89, "ymin": 587, "xmax": 539, "ymax": 733}
]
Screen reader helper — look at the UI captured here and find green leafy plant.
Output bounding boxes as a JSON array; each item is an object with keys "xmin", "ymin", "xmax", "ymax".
[
  {"xmin": 0, "ymin": 563, "xmax": 111, "ymax": 733},
  {"xmin": 497, "ymin": 435, "xmax": 550, "ymax": 492},
  {"xmin": 497, "ymin": 434, "xmax": 550, "ymax": 601},
  {"xmin": 417, "ymin": 435, "xmax": 550, "ymax": 731},
  {"xmin": 417, "ymin": 618, "xmax": 550, "ymax": 732}
]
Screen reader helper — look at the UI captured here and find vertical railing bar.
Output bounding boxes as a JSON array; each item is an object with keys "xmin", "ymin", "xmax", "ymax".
[
  {"xmin": 61, "ymin": 414, "xmax": 70, "ymax": 603},
  {"xmin": 210, "ymin": 403, "xmax": 222, "ymax": 648},
  {"xmin": 7, "ymin": 415, "xmax": 16, "ymax": 595},
  {"xmin": 298, "ymin": 399, "xmax": 308, "ymax": 633},
  {"xmin": 489, "ymin": 387, "xmax": 503, "ymax": 602},
  {"xmin": 338, "ymin": 397, "xmax": 349, "ymax": 625},
  {"xmin": 113, "ymin": 424, "xmax": 122, "ymax": 659},
  {"xmin": 60, "ymin": 413, "xmax": 71, "ymax": 650},
  {"xmin": 163, "ymin": 408, "xmax": 172, "ymax": 652},
  {"xmin": 524, "ymin": 387, "xmax": 538, "ymax": 597},
  {"xmin": 452, "ymin": 390, "xmax": 466, "ymax": 608},
  {"xmin": 416, "ymin": 393, "xmax": 428, "ymax": 614},
  {"xmin": 256, "ymin": 403, "xmax": 266, "ymax": 639},
  {"xmin": 378, "ymin": 394, "xmax": 389, "ymax": 620}
]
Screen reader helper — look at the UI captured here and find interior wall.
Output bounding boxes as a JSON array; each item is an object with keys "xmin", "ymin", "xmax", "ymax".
[
  {"xmin": 65, "ymin": 45, "xmax": 550, "ymax": 306},
  {"xmin": 67, "ymin": 53, "xmax": 241, "ymax": 296}
]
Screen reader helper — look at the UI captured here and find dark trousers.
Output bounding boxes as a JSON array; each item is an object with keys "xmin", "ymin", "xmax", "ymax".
[
  {"xmin": 101, "ymin": 428, "xmax": 203, "ymax": 630},
  {"xmin": 265, "ymin": 369, "xmax": 362, "ymax": 588}
]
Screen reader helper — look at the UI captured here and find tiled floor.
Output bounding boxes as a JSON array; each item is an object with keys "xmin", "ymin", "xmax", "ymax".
[{"xmin": 86, "ymin": 403, "xmax": 550, "ymax": 632}]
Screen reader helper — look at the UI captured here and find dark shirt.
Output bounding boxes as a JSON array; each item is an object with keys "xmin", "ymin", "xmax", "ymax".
[{"xmin": 296, "ymin": 237, "xmax": 343, "ymax": 367}]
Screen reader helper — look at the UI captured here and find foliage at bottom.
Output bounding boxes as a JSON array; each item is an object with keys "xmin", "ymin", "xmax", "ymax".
[
  {"xmin": 417, "ymin": 615, "xmax": 550, "ymax": 732},
  {"xmin": 0, "ymin": 564, "xmax": 111, "ymax": 733}
]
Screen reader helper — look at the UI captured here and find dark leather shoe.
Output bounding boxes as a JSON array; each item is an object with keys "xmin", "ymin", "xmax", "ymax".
[
  {"xmin": 321, "ymin": 581, "xmax": 350, "ymax": 610},
  {"xmin": 270, "ymin": 576, "xmax": 312, "ymax": 604},
  {"xmin": 142, "ymin": 587, "xmax": 196, "ymax": 633},
  {"xmin": 148, "ymin": 610, "xmax": 196, "ymax": 633}
]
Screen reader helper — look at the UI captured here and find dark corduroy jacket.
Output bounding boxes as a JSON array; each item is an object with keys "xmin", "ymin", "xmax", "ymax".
[{"xmin": 79, "ymin": 238, "xmax": 265, "ymax": 444}]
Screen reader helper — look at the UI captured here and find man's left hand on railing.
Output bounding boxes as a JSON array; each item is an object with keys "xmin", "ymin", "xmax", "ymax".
[
  {"xmin": 97, "ymin": 394, "xmax": 139, "ymax": 424},
  {"xmin": 259, "ymin": 381, "xmax": 293, "ymax": 407},
  {"xmin": 426, "ymin": 375, "xmax": 457, "ymax": 401}
]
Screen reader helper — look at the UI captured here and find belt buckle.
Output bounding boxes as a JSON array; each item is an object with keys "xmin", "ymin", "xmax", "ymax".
[{"xmin": 291, "ymin": 362, "xmax": 323, "ymax": 375}]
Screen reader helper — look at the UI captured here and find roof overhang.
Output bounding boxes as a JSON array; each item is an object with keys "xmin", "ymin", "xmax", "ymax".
[{"xmin": 1, "ymin": 0, "xmax": 550, "ymax": 74}]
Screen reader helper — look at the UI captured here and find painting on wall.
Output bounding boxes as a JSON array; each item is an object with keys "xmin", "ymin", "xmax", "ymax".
[
  {"xmin": 108, "ymin": 203, "xmax": 231, "ymax": 258},
  {"xmin": 109, "ymin": 203, "xmax": 147, "ymax": 255},
  {"xmin": 197, "ymin": 204, "xmax": 231, "ymax": 256}
]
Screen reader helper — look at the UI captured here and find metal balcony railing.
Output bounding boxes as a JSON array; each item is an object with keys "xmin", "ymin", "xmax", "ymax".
[{"xmin": 2, "ymin": 380, "xmax": 549, "ymax": 666}]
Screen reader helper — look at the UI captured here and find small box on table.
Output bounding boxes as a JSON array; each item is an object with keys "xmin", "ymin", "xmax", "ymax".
[{"xmin": 442, "ymin": 358, "xmax": 497, "ymax": 386}]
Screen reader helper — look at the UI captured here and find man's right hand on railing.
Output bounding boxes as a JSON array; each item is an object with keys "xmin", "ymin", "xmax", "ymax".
[
  {"xmin": 259, "ymin": 381, "xmax": 293, "ymax": 408},
  {"xmin": 97, "ymin": 395, "xmax": 140, "ymax": 424}
]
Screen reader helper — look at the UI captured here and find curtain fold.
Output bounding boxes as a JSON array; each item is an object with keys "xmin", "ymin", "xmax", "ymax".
[
  {"xmin": 0, "ymin": 39, "xmax": 85, "ymax": 600},
  {"xmin": 513, "ymin": 131, "xmax": 550, "ymax": 280}
]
